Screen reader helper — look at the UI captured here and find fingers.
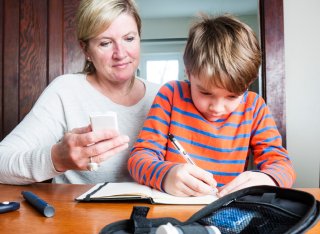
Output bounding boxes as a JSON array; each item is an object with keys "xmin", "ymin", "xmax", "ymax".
[
  {"xmin": 80, "ymin": 135, "xmax": 129, "ymax": 171},
  {"xmin": 179, "ymin": 181, "xmax": 214, "ymax": 197},
  {"xmin": 70, "ymin": 125, "xmax": 91, "ymax": 134},
  {"xmin": 189, "ymin": 166, "xmax": 217, "ymax": 188},
  {"xmin": 84, "ymin": 142, "xmax": 129, "ymax": 171},
  {"xmin": 74, "ymin": 129, "xmax": 121, "ymax": 147},
  {"xmin": 185, "ymin": 167, "xmax": 217, "ymax": 196},
  {"xmin": 89, "ymin": 142, "xmax": 129, "ymax": 163},
  {"xmin": 218, "ymin": 171, "xmax": 277, "ymax": 197},
  {"xmin": 83, "ymin": 135, "xmax": 129, "ymax": 157},
  {"xmin": 163, "ymin": 165, "xmax": 189, "ymax": 196},
  {"xmin": 218, "ymin": 171, "xmax": 252, "ymax": 197},
  {"xmin": 52, "ymin": 126, "xmax": 129, "ymax": 171},
  {"xmin": 163, "ymin": 164, "xmax": 217, "ymax": 197},
  {"xmin": 169, "ymin": 181, "xmax": 195, "ymax": 197}
]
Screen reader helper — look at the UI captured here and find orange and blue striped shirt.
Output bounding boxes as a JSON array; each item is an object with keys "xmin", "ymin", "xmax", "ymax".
[{"xmin": 128, "ymin": 80, "xmax": 295, "ymax": 191}]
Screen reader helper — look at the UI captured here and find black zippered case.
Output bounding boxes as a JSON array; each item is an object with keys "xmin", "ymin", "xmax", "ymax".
[{"xmin": 100, "ymin": 185, "xmax": 320, "ymax": 234}]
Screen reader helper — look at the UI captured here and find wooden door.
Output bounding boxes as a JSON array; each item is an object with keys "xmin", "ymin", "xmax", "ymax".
[{"xmin": 0, "ymin": 0, "xmax": 82, "ymax": 139}]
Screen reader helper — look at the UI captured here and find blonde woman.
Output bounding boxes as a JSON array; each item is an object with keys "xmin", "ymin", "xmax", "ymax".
[{"xmin": 0, "ymin": 0, "xmax": 159, "ymax": 184}]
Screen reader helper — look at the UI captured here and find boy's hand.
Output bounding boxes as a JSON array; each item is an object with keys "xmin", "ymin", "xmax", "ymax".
[
  {"xmin": 162, "ymin": 164, "xmax": 217, "ymax": 197},
  {"xmin": 218, "ymin": 171, "xmax": 276, "ymax": 197}
]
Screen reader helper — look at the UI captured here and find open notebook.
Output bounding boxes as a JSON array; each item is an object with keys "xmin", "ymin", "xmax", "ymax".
[{"xmin": 75, "ymin": 182, "xmax": 218, "ymax": 205}]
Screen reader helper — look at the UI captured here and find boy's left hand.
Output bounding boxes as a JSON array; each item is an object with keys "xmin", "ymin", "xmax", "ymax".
[{"xmin": 218, "ymin": 171, "xmax": 276, "ymax": 197}]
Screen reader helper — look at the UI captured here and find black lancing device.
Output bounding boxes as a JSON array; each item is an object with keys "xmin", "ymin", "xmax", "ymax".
[{"xmin": 0, "ymin": 201, "xmax": 20, "ymax": 214}]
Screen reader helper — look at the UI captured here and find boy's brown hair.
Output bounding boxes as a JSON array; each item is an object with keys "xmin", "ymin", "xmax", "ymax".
[{"xmin": 183, "ymin": 14, "xmax": 261, "ymax": 95}]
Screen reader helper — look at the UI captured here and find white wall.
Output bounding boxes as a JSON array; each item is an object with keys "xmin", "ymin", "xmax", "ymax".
[
  {"xmin": 141, "ymin": 17, "xmax": 190, "ymax": 40},
  {"xmin": 140, "ymin": 15, "xmax": 259, "ymax": 82},
  {"xmin": 284, "ymin": 0, "xmax": 320, "ymax": 187},
  {"xmin": 141, "ymin": 15, "xmax": 259, "ymax": 40}
]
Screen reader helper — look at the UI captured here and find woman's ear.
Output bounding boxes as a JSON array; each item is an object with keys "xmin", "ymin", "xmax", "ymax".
[
  {"xmin": 79, "ymin": 41, "xmax": 89, "ymax": 53},
  {"xmin": 79, "ymin": 41, "xmax": 91, "ymax": 60},
  {"xmin": 79, "ymin": 40, "xmax": 86, "ymax": 50}
]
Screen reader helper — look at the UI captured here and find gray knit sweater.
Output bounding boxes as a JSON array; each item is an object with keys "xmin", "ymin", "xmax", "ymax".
[{"xmin": 0, "ymin": 74, "xmax": 159, "ymax": 184}]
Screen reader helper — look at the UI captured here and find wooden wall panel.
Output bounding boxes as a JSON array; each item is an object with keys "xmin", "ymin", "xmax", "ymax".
[
  {"xmin": 3, "ymin": 0, "xmax": 20, "ymax": 138},
  {"xmin": 64, "ymin": 0, "xmax": 84, "ymax": 74},
  {"xmin": 48, "ymin": 0, "xmax": 63, "ymax": 83},
  {"xmin": 0, "ymin": 0, "xmax": 84, "ymax": 140},
  {"xmin": 0, "ymin": 0, "xmax": 3, "ymax": 139},
  {"xmin": 260, "ymin": 0, "xmax": 286, "ymax": 146},
  {"xmin": 19, "ymin": 0, "xmax": 48, "ymax": 118}
]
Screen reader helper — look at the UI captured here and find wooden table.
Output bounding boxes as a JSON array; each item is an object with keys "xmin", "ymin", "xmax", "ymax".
[{"xmin": 0, "ymin": 184, "xmax": 319, "ymax": 233}]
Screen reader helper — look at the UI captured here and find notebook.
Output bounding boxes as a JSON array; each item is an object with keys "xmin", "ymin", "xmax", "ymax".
[{"xmin": 75, "ymin": 182, "xmax": 218, "ymax": 205}]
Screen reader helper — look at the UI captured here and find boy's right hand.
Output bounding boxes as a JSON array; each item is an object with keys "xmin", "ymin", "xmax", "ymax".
[{"xmin": 162, "ymin": 164, "xmax": 217, "ymax": 197}]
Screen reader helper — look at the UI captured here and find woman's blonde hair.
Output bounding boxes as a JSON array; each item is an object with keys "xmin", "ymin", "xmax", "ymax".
[
  {"xmin": 76, "ymin": 0, "xmax": 141, "ymax": 73},
  {"xmin": 183, "ymin": 14, "xmax": 261, "ymax": 95}
]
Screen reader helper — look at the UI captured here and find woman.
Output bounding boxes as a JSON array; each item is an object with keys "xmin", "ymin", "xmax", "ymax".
[{"xmin": 0, "ymin": 0, "xmax": 159, "ymax": 184}]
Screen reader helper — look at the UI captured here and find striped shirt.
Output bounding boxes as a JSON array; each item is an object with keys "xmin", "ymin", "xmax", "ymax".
[{"xmin": 128, "ymin": 80, "xmax": 295, "ymax": 191}]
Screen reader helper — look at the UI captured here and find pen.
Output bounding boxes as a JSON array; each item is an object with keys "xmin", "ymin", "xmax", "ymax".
[
  {"xmin": 21, "ymin": 191, "xmax": 55, "ymax": 217},
  {"xmin": 168, "ymin": 133, "xmax": 196, "ymax": 165}
]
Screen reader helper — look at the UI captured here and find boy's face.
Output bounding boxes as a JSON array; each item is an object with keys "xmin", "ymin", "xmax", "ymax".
[{"xmin": 189, "ymin": 74, "xmax": 244, "ymax": 122}]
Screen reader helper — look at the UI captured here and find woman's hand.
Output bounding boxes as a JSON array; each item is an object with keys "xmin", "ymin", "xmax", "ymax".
[
  {"xmin": 51, "ymin": 125, "xmax": 129, "ymax": 172},
  {"xmin": 218, "ymin": 171, "xmax": 277, "ymax": 197},
  {"xmin": 162, "ymin": 164, "xmax": 217, "ymax": 196}
]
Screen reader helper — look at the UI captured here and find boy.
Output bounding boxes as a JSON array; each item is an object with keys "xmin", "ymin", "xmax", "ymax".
[{"xmin": 128, "ymin": 14, "xmax": 295, "ymax": 197}]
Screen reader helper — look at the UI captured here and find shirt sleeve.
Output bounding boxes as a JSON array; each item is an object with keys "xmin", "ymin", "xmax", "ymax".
[
  {"xmin": 128, "ymin": 82, "xmax": 179, "ymax": 191},
  {"xmin": 0, "ymin": 82, "xmax": 65, "ymax": 184},
  {"xmin": 250, "ymin": 96, "xmax": 296, "ymax": 187}
]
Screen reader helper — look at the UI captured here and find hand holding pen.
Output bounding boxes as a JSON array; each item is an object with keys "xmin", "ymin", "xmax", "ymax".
[{"xmin": 167, "ymin": 133, "xmax": 218, "ymax": 196}]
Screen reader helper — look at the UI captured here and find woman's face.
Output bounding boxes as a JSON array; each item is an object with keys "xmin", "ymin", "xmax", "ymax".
[{"xmin": 86, "ymin": 13, "xmax": 140, "ymax": 83}]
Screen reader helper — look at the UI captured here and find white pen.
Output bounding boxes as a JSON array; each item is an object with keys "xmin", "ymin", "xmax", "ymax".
[{"xmin": 168, "ymin": 133, "xmax": 196, "ymax": 165}]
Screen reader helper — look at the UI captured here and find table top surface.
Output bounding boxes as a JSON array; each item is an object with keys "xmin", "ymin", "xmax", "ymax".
[{"xmin": 0, "ymin": 183, "xmax": 319, "ymax": 233}]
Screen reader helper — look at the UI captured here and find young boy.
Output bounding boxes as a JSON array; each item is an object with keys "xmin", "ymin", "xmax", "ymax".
[{"xmin": 128, "ymin": 14, "xmax": 295, "ymax": 197}]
